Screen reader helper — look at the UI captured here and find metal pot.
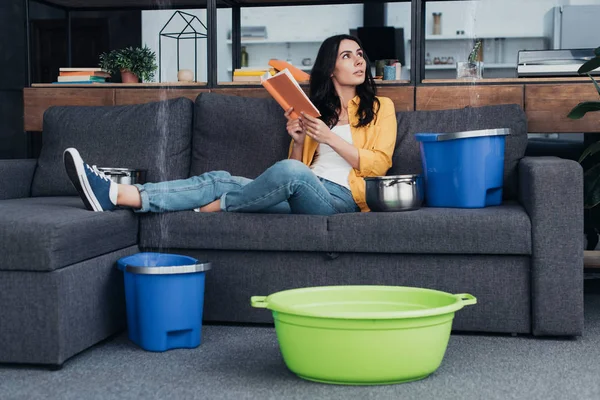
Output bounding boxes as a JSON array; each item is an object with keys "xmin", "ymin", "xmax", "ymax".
[
  {"xmin": 97, "ymin": 167, "xmax": 147, "ymax": 185},
  {"xmin": 365, "ymin": 174, "xmax": 424, "ymax": 212}
]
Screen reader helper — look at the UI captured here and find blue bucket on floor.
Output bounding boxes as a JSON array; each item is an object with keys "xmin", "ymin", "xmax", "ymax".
[
  {"xmin": 117, "ymin": 252, "xmax": 211, "ymax": 352},
  {"xmin": 415, "ymin": 128, "xmax": 510, "ymax": 208}
]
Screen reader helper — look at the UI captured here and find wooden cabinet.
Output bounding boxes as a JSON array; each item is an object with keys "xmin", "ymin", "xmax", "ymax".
[
  {"xmin": 525, "ymin": 84, "xmax": 600, "ymax": 133},
  {"xmin": 24, "ymin": 84, "xmax": 416, "ymax": 131},
  {"xmin": 23, "ymin": 88, "xmax": 114, "ymax": 131},
  {"xmin": 25, "ymin": 80, "xmax": 600, "ymax": 133},
  {"xmin": 416, "ymin": 85, "xmax": 523, "ymax": 110}
]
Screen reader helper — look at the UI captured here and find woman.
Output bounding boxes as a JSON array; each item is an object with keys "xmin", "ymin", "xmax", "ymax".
[{"xmin": 63, "ymin": 34, "xmax": 397, "ymax": 215}]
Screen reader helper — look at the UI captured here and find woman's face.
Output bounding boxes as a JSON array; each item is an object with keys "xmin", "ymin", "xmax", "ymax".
[{"xmin": 331, "ymin": 39, "xmax": 366, "ymax": 86}]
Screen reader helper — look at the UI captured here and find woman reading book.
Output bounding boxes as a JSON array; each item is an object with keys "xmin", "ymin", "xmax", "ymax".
[{"xmin": 62, "ymin": 34, "xmax": 397, "ymax": 215}]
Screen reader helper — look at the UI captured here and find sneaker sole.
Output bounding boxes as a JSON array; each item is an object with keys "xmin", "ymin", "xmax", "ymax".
[{"xmin": 63, "ymin": 149, "xmax": 103, "ymax": 212}]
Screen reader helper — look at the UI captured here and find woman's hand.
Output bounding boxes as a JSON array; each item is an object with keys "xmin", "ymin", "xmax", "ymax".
[
  {"xmin": 285, "ymin": 107, "xmax": 305, "ymax": 145},
  {"xmin": 300, "ymin": 112, "xmax": 334, "ymax": 144}
]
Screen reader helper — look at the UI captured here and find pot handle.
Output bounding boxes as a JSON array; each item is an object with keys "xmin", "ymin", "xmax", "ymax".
[
  {"xmin": 454, "ymin": 293, "xmax": 477, "ymax": 306},
  {"xmin": 384, "ymin": 179, "xmax": 402, "ymax": 187},
  {"xmin": 384, "ymin": 178, "xmax": 415, "ymax": 187},
  {"xmin": 250, "ymin": 296, "xmax": 269, "ymax": 308}
]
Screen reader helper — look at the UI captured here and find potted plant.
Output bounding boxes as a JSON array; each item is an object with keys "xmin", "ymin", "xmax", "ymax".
[
  {"xmin": 99, "ymin": 45, "xmax": 158, "ymax": 83},
  {"xmin": 568, "ymin": 46, "xmax": 600, "ymax": 248}
]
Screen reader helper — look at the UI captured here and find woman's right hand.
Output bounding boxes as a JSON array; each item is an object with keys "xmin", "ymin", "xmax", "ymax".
[{"xmin": 285, "ymin": 107, "xmax": 306, "ymax": 145}]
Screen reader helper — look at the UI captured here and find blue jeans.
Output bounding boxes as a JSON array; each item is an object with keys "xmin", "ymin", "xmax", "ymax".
[{"xmin": 133, "ymin": 159, "xmax": 359, "ymax": 215}]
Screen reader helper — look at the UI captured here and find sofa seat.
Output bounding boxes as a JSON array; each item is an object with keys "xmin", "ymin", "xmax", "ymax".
[
  {"xmin": 140, "ymin": 211, "xmax": 330, "ymax": 252},
  {"xmin": 139, "ymin": 202, "xmax": 531, "ymax": 255},
  {"xmin": 0, "ymin": 197, "xmax": 138, "ymax": 272},
  {"xmin": 327, "ymin": 202, "xmax": 531, "ymax": 254}
]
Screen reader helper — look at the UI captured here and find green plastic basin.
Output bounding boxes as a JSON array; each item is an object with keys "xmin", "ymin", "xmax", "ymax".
[{"xmin": 251, "ymin": 285, "xmax": 476, "ymax": 385}]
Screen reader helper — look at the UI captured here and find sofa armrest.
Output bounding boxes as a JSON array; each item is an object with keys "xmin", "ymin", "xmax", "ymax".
[
  {"xmin": 0, "ymin": 159, "xmax": 37, "ymax": 200},
  {"xmin": 518, "ymin": 156, "xmax": 583, "ymax": 336}
]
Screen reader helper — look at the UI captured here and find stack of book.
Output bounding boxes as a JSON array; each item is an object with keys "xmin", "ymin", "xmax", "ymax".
[
  {"xmin": 233, "ymin": 68, "xmax": 275, "ymax": 83},
  {"xmin": 54, "ymin": 68, "xmax": 111, "ymax": 84}
]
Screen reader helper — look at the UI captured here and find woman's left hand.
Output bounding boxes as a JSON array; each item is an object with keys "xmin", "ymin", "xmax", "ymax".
[{"xmin": 300, "ymin": 112, "xmax": 333, "ymax": 144}]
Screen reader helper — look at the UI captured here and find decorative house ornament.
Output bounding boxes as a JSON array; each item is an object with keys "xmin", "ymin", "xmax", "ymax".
[{"xmin": 159, "ymin": 10, "xmax": 208, "ymax": 82}]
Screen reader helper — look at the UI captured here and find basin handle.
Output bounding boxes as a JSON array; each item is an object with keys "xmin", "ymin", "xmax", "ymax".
[
  {"xmin": 454, "ymin": 293, "xmax": 477, "ymax": 306},
  {"xmin": 250, "ymin": 296, "xmax": 269, "ymax": 308}
]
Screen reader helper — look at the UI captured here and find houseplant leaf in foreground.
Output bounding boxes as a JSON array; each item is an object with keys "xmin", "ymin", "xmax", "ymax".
[
  {"xmin": 567, "ymin": 101, "xmax": 600, "ymax": 119},
  {"xmin": 588, "ymin": 74, "xmax": 600, "ymax": 96},
  {"xmin": 579, "ymin": 140, "xmax": 600, "ymax": 163},
  {"xmin": 578, "ymin": 56, "xmax": 600, "ymax": 74},
  {"xmin": 584, "ymin": 164, "xmax": 600, "ymax": 209}
]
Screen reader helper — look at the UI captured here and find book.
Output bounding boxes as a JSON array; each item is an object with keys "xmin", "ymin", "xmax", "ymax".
[
  {"xmin": 59, "ymin": 67, "xmax": 105, "ymax": 72},
  {"xmin": 233, "ymin": 75, "xmax": 263, "ymax": 82},
  {"xmin": 261, "ymin": 68, "xmax": 320, "ymax": 120},
  {"xmin": 52, "ymin": 81, "xmax": 102, "ymax": 84},
  {"xmin": 60, "ymin": 71, "xmax": 111, "ymax": 78},
  {"xmin": 233, "ymin": 68, "xmax": 274, "ymax": 77},
  {"xmin": 57, "ymin": 75, "xmax": 106, "ymax": 82}
]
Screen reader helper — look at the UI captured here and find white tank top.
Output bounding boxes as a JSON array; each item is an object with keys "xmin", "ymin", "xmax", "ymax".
[{"xmin": 310, "ymin": 124, "xmax": 353, "ymax": 189}]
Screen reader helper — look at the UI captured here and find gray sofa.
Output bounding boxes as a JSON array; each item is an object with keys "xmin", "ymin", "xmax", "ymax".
[{"xmin": 0, "ymin": 93, "xmax": 583, "ymax": 367}]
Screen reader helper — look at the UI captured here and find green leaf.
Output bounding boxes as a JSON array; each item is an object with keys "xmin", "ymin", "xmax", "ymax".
[
  {"xmin": 579, "ymin": 140, "xmax": 600, "ymax": 163},
  {"xmin": 584, "ymin": 164, "xmax": 600, "ymax": 208},
  {"xmin": 589, "ymin": 73, "xmax": 600, "ymax": 96},
  {"xmin": 595, "ymin": 47, "xmax": 600, "ymax": 57},
  {"xmin": 578, "ymin": 56, "xmax": 600, "ymax": 74},
  {"xmin": 567, "ymin": 101, "xmax": 600, "ymax": 119}
]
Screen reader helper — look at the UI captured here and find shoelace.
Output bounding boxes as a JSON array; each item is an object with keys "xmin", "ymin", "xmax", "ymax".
[{"xmin": 86, "ymin": 164, "xmax": 111, "ymax": 182}]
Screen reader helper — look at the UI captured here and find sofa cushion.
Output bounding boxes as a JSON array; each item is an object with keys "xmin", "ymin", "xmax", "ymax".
[
  {"xmin": 190, "ymin": 92, "xmax": 290, "ymax": 178},
  {"xmin": 32, "ymin": 97, "xmax": 194, "ymax": 197},
  {"xmin": 327, "ymin": 203, "xmax": 531, "ymax": 255},
  {"xmin": 139, "ymin": 211, "xmax": 329, "ymax": 252},
  {"xmin": 389, "ymin": 104, "xmax": 528, "ymax": 200},
  {"xmin": 0, "ymin": 197, "xmax": 138, "ymax": 271}
]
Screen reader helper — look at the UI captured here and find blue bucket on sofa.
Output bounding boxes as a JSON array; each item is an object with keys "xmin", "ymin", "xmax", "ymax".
[
  {"xmin": 415, "ymin": 128, "xmax": 510, "ymax": 208},
  {"xmin": 117, "ymin": 252, "xmax": 211, "ymax": 352}
]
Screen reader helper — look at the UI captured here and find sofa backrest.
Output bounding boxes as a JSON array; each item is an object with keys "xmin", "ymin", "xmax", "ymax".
[
  {"xmin": 190, "ymin": 92, "xmax": 290, "ymax": 178},
  {"xmin": 31, "ymin": 97, "xmax": 194, "ymax": 197},
  {"xmin": 389, "ymin": 104, "xmax": 528, "ymax": 200}
]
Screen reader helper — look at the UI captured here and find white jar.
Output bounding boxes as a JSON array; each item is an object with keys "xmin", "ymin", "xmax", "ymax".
[{"xmin": 177, "ymin": 69, "xmax": 194, "ymax": 82}]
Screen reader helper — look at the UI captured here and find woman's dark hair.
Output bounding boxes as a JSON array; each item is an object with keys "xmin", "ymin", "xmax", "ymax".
[{"xmin": 309, "ymin": 34, "xmax": 379, "ymax": 129}]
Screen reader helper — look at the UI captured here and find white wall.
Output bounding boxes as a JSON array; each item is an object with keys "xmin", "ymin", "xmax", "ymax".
[
  {"xmin": 422, "ymin": 0, "xmax": 565, "ymax": 37},
  {"xmin": 143, "ymin": 0, "xmax": 600, "ymax": 82}
]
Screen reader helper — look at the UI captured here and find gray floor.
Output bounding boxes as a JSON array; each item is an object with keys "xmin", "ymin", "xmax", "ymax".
[{"xmin": 1, "ymin": 283, "xmax": 600, "ymax": 400}]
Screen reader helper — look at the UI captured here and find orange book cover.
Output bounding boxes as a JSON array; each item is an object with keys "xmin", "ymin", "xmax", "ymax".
[
  {"xmin": 268, "ymin": 59, "xmax": 311, "ymax": 82},
  {"xmin": 261, "ymin": 69, "xmax": 320, "ymax": 120},
  {"xmin": 60, "ymin": 71, "xmax": 111, "ymax": 78}
]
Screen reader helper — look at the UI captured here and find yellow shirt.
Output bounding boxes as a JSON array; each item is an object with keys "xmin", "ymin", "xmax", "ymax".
[{"xmin": 288, "ymin": 95, "xmax": 398, "ymax": 212}]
